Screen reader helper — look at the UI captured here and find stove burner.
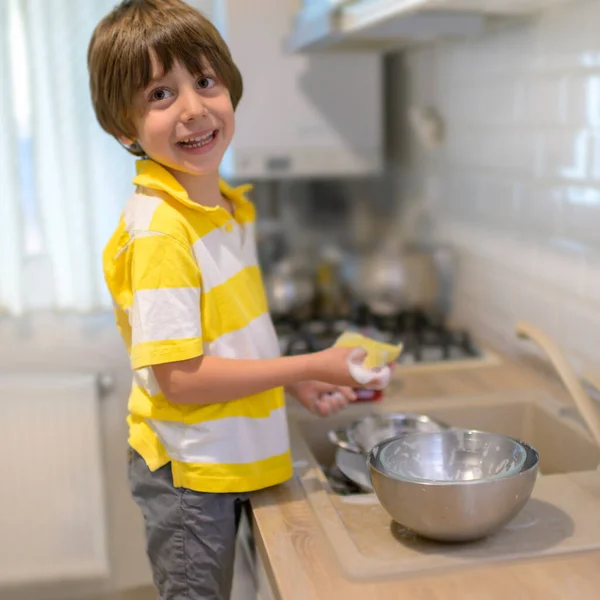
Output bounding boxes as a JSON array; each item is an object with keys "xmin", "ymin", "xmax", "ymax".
[{"xmin": 275, "ymin": 305, "xmax": 482, "ymax": 364}]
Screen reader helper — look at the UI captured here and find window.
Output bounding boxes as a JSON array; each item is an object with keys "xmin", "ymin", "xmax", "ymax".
[{"xmin": 8, "ymin": 0, "xmax": 43, "ymax": 256}]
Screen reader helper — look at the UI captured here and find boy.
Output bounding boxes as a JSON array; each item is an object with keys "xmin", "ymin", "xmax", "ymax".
[{"xmin": 88, "ymin": 1, "xmax": 390, "ymax": 598}]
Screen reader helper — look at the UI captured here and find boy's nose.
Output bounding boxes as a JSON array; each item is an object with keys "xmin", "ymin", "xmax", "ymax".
[{"xmin": 179, "ymin": 90, "xmax": 208, "ymax": 122}]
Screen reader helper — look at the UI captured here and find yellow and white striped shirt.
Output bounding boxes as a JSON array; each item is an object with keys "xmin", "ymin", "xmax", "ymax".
[{"xmin": 103, "ymin": 159, "xmax": 293, "ymax": 493}]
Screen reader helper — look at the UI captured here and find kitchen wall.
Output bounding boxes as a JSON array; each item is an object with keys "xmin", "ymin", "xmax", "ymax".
[{"xmin": 391, "ymin": 0, "xmax": 600, "ymax": 371}]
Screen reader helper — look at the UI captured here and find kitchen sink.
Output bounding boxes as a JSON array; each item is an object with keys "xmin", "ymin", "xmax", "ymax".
[
  {"xmin": 290, "ymin": 390, "xmax": 600, "ymax": 581},
  {"xmin": 295, "ymin": 391, "xmax": 600, "ymax": 477}
]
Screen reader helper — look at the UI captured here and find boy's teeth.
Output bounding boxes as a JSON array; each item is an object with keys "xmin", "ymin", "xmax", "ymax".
[{"xmin": 179, "ymin": 131, "xmax": 215, "ymax": 148}]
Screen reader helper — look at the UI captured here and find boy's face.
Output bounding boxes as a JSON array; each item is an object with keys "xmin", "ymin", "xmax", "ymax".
[{"xmin": 125, "ymin": 53, "xmax": 234, "ymax": 177}]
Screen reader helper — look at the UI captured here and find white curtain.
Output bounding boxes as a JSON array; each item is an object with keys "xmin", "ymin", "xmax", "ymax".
[
  {"xmin": 1, "ymin": 0, "xmax": 136, "ymax": 314},
  {"xmin": 0, "ymin": 0, "xmax": 24, "ymax": 314}
]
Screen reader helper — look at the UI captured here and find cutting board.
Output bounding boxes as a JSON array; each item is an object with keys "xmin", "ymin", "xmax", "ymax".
[{"xmin": 292, "ymin": 429, "xmax": 600, "ymax": 581}]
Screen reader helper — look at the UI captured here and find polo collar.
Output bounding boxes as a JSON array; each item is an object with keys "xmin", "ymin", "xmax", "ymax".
[{"xmin": 133, "ymin": 159, "xmax": 255, "ymax": 224}]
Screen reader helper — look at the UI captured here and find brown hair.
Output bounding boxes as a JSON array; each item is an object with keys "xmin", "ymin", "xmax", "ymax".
[{"xmin": 87, "ymin": 0, "xmax": 243, "ymax": 156}]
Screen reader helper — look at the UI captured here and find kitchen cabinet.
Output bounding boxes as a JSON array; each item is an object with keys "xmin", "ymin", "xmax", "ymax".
[
  {"xmin": 255, "ymin": 554, "xmax": 277, "ymax": 600},
  {"xmin": 236, "ymin": 509, "xmax": 278, "ymax": 600},
  {"xmin": 196, "ymin": 0, "xmax": 383, "ymax": 179},
  {"xmin": 287, "ymin": 0, "xmax": 574, "ymax": 52}
]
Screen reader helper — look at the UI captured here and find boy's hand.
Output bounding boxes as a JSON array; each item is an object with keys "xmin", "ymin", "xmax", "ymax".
[
  {"xmin": 286, "ymin": 381, "xmax": 357, "ymax": 417},
  {"xmin": 307, "ymin": 346, "xmax": 390, "ymax": 390}
]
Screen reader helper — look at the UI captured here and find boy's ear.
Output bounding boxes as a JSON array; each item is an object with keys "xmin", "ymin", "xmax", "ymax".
[
  {"xmin": 118, "ymin": 134, "xmax": 135, "ymax": 146},
  {"xmin": 118, "ymin": 134, "xmax": 144, "ymax": 155}
]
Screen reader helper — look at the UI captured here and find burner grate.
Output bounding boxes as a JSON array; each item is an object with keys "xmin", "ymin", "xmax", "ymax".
[{"xmin": 275, "ymin": 306, "xmax": 482, "ymax": 364}]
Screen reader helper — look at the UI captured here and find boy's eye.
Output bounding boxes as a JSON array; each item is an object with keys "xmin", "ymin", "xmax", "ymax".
[
  {"xmin": 197, "ymin": 76, "xmax": 216, "ymax": 90},
  {"xmin": 149, "ymin": 88, "xmax": 172, "ymax": 102}
]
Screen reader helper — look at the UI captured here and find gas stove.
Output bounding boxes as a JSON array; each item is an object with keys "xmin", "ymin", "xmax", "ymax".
[{"xmin": 274, "ymin": 306, "xmax": 484, "ymax": 366}]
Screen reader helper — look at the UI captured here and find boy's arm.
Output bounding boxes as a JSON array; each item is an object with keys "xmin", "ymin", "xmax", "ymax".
[
  {"xmin": 125, "ymin": 229, "xmax": 374, "ymax": 405},
  {"xmin": 152, "ymin": 346, "xmax": 360, "ymax": 405}
]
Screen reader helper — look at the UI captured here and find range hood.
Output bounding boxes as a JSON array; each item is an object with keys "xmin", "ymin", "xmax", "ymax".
[{"xmin": 287, "ymin": 0, "xmax": 575, "ymax": 53}]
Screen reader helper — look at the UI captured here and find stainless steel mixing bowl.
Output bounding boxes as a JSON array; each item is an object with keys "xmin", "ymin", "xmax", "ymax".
[
  {"xmin": 368, "ymin": 431, "xmax": 539, "ymax": 542},
  {"xmin": 378, "ymin": 429, "xmax": 527, "ymax": 483}
]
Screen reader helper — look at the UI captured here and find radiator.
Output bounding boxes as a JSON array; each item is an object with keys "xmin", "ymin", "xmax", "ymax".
[{"xmin": 0, "ymin": 373, "xmax": 110, "ymax": 586}]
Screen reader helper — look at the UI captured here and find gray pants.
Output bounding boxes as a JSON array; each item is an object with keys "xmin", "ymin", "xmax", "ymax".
[{"xmin": 128, "ymin": 449, "xmax": 250, "ymax": 600}]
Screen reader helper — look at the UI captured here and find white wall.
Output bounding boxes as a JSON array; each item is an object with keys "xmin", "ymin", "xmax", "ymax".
[
  {"xmin": 0, "ymin": 313, "xmax": 152, "ymax": 598},
  {"xmin": 393, "ymin": 0, "xmax": 600, "ymax": 370}
]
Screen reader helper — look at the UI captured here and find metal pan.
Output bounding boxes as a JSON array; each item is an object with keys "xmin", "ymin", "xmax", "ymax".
[
  {"xmin": 335, "ymin": 447, "xmax": 373, "ymax": 492},
  {"xmin": 328, "ymin": 413, "xmax": 450, "ymax": 455}
]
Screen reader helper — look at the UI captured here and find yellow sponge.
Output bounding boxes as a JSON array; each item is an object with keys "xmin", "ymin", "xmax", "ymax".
[{"xmin": 334, "ymin": 331, "xmax": 403, "ymax": 369}]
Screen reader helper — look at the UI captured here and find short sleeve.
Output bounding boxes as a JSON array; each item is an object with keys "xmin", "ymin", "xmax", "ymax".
[{"xmin": 128, "ymin": 232, "xmax": 203, "ymax": 370}]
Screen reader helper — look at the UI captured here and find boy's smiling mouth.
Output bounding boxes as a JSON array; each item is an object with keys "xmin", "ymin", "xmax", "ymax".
[{"xmin": 177, "ymin": 130, "xmax": 218, "ymax": 151}]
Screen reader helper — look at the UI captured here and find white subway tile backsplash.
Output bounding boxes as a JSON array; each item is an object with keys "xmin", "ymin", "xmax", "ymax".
[
  {"xmin": 397, "ymin": 0, "xmax": 600, "ymax": 365},
  {"xmin": 406, "ymin": 44, "xmax": 438, "ymax": 103},
  {"xmin": 434, "ymin": 216, "xmax": 597, "ymax": 365},
  {"xmin": 439, "ymin": 85, "xmax": 477, "ymax": 123},
  {"xmin": 478, "ymin": 177, "xmax": 521, "ymax": 229},
  {"xmin": 444, "ymin": 174, "xmax": 482, "ymax": 221},
  {"xmin": 520, "ymin": 76, "xmax": 567, "ymax": 125},
  {"xmin": 583, "ymin": 256, "xmax": 600, "ymax": 305},
  {"xmin": 564, "ymin": 73, "xmax": 600, "ymax": 127},
  {"xmin": 562, "ymin": 185, "xmax": 600, "ymax": 249},
  {"xmin": 520, "ymin": 183, "xmax": 564, "ymax": 237},
  {"xmin": 533, "ymin": 0, "xmax": 600, "ymax": 72},
  {"xmin": 444, "ymin": 129, "xmax": 536, "ymax": 173},
  {"xmin": 593, "ymin": 133, "xmax": 600, "ymax": 180},
  {"xmin": 492, "ymin": 131, "xmax": 537, "ymax": 172},
  {"xmin": 475, "ymin": 82, "xmax": 522, "ymax": 124},
  {"xmin": 443, "ymin": 130, "xmax": 483, "ymax": 168},
  {"xmin": 536, "ymin": 129, "xmax": 600, "ymax": 181}
]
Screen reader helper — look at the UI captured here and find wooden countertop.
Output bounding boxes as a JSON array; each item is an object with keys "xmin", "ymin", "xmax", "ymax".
[{"xmin": 251, "ymin": 350, "xmax": 600, "ymax": 600}]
